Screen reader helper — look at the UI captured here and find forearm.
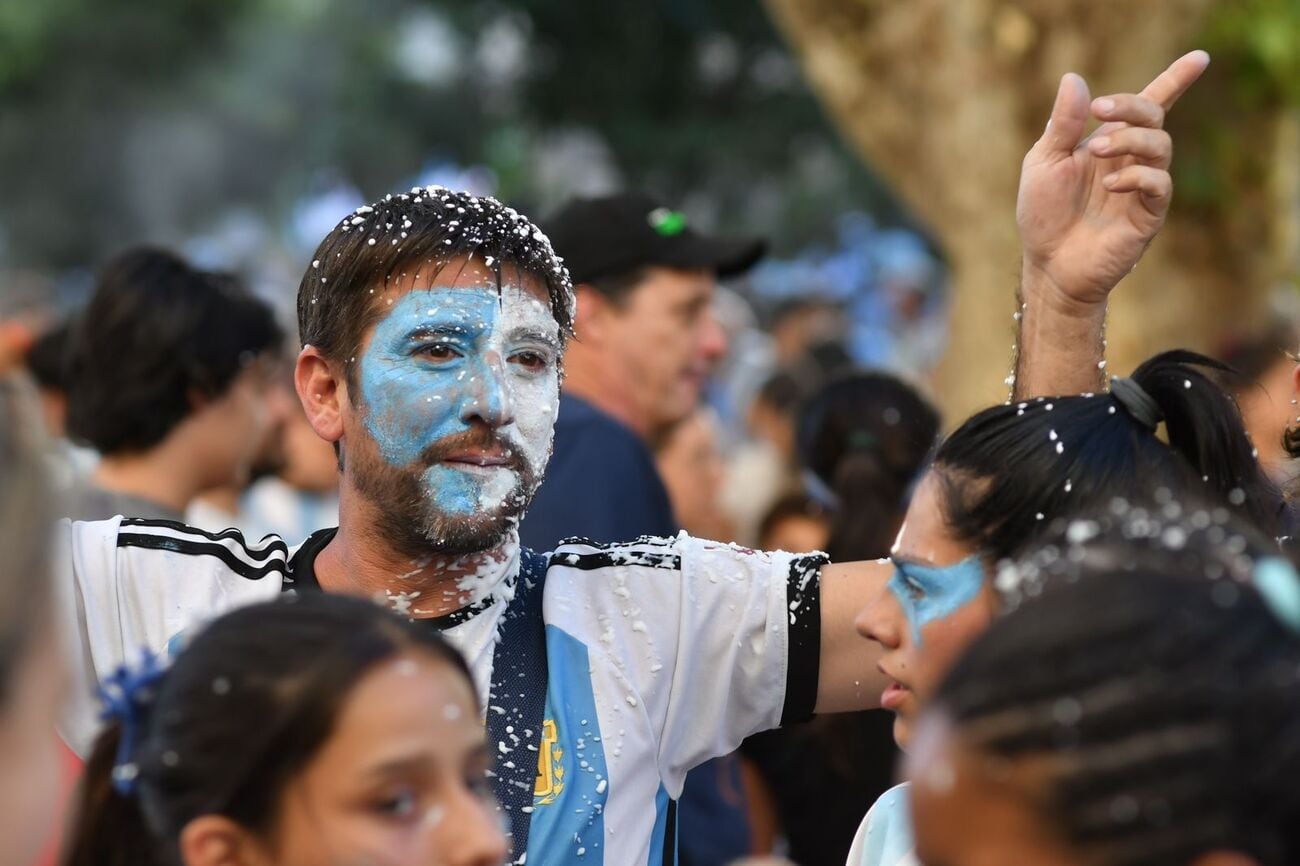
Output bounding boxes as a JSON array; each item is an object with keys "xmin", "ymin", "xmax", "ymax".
[
  {"xmin": 1012, "ymin": 263, "xmax": 1109, "ymax": 400},
  {"xmin": 815, "ymin": 560, "xmax": 889, "ymax": 714}
]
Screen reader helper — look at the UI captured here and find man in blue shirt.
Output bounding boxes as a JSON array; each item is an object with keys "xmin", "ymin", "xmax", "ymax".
[
  {"xmin": 521, "ymin": 192, "xmax": 767, "ymax": 864},
  {"xmin": 521, "ymin": 193, "xmax": 763, "ymax": 551}
]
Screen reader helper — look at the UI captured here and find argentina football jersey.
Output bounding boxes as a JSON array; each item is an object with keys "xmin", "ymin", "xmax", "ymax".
[{"xmin": 56, "ymin": 517, "xmax": 825, "ymax": 864}]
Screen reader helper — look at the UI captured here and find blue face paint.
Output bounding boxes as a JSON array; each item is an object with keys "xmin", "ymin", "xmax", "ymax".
[
  {"xmin": 888, "ymin": 555, "xmax": 986, "ymax": 644},
  {"xmin": 357, "ymin": 285, "xmax": 561, "ymax": 516}
]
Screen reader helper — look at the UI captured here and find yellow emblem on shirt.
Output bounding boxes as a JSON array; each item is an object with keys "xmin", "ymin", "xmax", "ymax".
[{"xmin": 534, "ymin": 719, "xmax": 565, "ymax": 805}]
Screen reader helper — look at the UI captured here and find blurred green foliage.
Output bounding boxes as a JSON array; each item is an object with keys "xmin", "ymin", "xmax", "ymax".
[{"xmin": 0, "ymin": 0, "xmax": 902, "ymax": 273}]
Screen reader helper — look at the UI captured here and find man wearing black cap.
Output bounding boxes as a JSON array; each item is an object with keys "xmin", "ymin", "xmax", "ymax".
[
  {"xmin": 520, "ymin": 192, "xmax": 764, "ymax": 551},
  {"xmin": 520, "ymin": 193, "xmax": 766, "ymax": 864}
]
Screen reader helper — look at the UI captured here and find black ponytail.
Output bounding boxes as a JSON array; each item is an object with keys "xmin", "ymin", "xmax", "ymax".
[
  {"xmin": 797, "ymin": 372, "xmax": 940, "ymax": 560},
  {"xmin": 63, "ymin": 593, "xmax": 475, "ymax": 865},
  {"xmin": 933, "ymin": 349, "xmax": 1281, "ymax": 563}
]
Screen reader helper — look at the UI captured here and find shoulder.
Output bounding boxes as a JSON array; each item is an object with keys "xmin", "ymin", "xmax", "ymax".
[
  {"xmin": 849, "ymin": 783, "xmax": 915, "ymax": 866},
  {"xmin": 546, "ymin": 534, "xmax": 686, "ymax": 572},
  {"xmin": 111, "ymin": 517, "xmax": 293, "ymax": 582}
]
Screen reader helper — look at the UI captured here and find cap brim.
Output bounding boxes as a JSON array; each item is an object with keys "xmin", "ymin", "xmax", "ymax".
[{"xmin": 662, "ymin": 234, "xmax": 768, "ymax": 279}]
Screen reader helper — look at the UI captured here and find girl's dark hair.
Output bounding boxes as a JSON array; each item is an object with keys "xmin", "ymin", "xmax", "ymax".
[
  {"xmin": 63, "ymin": 593, "xmax": 475, "ymax": 866},
  {"xmin": 934, "ymin": 349, "xmax": 1281, "ymax": 563},
  {"xmin": 798, "ymin": 371, "xmax": 940, "ymax": 560},
  {"xmin": 934, "ymin": 517, "xmax": 1300, "ymax": 866},
  {"xmin": 65, "ymin": 248, "xmax": 284, "ymax": 454}
]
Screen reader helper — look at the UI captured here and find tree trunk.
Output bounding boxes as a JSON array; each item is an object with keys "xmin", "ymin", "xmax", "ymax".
[{"xmin": 765, "ymin": 0, "xmax": 1287, "ymax": 422}]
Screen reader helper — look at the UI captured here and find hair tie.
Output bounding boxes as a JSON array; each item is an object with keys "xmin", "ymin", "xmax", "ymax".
[
  {"xmin": 1109, "ymin": 376, "xmax": 1163, "ymax": 431},
  {"xmin": 847, "ymin": 430, "xmax": 877, "ymax": 451},
  {"xmin": 97, "ymin": 649, "xmax": 168, "ymax": 796},
  {"xmin": 1252, "ymin": 557, "xmax": 1300, "ymax": 634}
]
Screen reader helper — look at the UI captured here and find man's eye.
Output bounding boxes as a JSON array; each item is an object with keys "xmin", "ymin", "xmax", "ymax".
[
  {"xmin": 905, "ymin": 578, "xmax": 926, "ymax": 601},
  {"xmin": 509, "ymin": 350, "xmax": 550, "ymax": 372},
  {"xmin": 419, "ymin": 343, "xmax": 459, "ymax": 362}
]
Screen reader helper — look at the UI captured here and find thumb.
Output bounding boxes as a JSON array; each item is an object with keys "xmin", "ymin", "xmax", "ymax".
[{"xmin": 1034, "ymin": 72, "xmax": 1091, "ymax": 157}]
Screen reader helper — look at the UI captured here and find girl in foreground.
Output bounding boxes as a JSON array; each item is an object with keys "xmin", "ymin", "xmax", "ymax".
[
  {"xmin": 910, "ymin": 526, "xmax": 1300, "ymax": 866},
  {"xmin": 849, "ymin": 350, "xmax": 1280, "ymax": 865},
  {"xmin": 63, "ymin": 593, "xmax": 506, "ymax": 866}
]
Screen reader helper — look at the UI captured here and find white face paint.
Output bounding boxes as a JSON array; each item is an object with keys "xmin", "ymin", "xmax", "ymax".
[{"xmin": 358, "ymin": 278, "xmax": 561, "ymax": 518}]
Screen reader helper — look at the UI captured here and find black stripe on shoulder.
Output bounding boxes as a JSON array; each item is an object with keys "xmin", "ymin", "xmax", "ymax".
[
  {"xmin": 549, "ymin": 548, "xmax": 682, "ymax": 572},
  {"xmin": 118, "ymin": 517, "xmax": 289, "ymax": 562},
  {"xmin": 554, "ymin": 534, "xmax": 679, "ymax": 551},
  {"xmin": 116, "ymin": 533, "xmax": 287, "ymax": 582},
  {"xmin": 781, "ymin": 553, "xmax": 826, "ymax": 726}
]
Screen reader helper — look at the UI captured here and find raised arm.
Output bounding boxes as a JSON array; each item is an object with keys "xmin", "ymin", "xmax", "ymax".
[{"xmin": 1013, "ymin": 50, "xmax": 1210, "ymax": 399}]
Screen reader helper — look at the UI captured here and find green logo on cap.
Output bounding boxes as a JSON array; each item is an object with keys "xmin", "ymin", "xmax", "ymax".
[{"xmin": 648, "ymin": 207, "xmax": 687, "ymax": 237}]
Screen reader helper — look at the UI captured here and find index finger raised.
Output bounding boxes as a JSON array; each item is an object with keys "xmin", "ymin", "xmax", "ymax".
[{"xmin": 1139, "ymin": 50, "xmax": 1210, "ymax": 112}]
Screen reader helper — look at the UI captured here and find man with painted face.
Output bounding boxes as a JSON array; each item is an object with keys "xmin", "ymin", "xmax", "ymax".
[{"xmin": 54, "ymin": 50, "xmax": 1204, "ymax": 866}]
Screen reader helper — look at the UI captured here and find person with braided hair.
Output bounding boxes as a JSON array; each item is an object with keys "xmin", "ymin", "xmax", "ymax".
[
  {"xmin": 849, "ymin": 349, "xmax": 1283, "ymax": 865},
  {"xmin": 908, "ymin": 512, "xmax": 1300, "ymax": 866}
]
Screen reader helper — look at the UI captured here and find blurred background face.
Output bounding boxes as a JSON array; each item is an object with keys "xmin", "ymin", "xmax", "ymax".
[
  {"xmin": 854, "ymin": 472, "xmax": 997, "ymax": 748},
  {"xmin": 344, "ymin": 261, "xmax": 561, "ymax": 555},
  {"xmin": 254, "ymin": 651, "xmax": 506, "ymax": 866},
  {"xmin": 602, "ymin": 267, "xmax": 727, "ymax": 436},
  {"xmin": 655, "ymin": 408, "xmax": 732, "ymax": 539},
  {"xmin": 193, "ymin": 355, "xmax": 291, "ymax": 490}
]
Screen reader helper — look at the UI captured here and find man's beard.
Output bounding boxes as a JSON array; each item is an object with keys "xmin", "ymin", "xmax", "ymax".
[{"xmin": 352, "ymin": 427, "xmax": 540, "ymax": 560}]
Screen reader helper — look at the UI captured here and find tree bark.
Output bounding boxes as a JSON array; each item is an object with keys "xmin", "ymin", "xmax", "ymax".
[{"xmin": 766, "ymin": 0, "xmax": 1284, "ymax": 422}]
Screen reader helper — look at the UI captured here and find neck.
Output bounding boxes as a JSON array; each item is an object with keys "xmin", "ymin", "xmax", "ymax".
[
  {"xmin": 316, "ymin": 483, "xmax": 520, "ymax": 619},
  {"xmin": 93, "ymin": 441, "xmax": 208, "ymax": 513},
  {"xmin": 562, "ymin": 351, "xmax": 649, "ymax": 440}
]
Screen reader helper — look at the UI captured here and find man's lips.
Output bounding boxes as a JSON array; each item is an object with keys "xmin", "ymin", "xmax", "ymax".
[{"xmin": 442, "ymin": 452, "xmax": 512, "ymax": 468}]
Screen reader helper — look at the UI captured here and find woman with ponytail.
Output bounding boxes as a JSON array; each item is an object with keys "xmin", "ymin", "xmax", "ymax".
[
  {"xmin": 848, "ymin": 349, "xmax": 1282, "ymax": 866},
  {"xmin": 62, "ymin": 593, "xmax": 506, "ymax": 866}
]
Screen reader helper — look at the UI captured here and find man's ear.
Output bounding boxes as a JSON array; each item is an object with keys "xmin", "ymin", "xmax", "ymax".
[
  {"xmin": 178, "ymin": 814, "xmax": 268, "ymax": 866},
  {"xmin": 1291, "ymin": 361, "xmax": 1300, "ymax": 404},
  {"xmin": 295, "ymin": 346, "xmax": 347, "ymax": 446},
  {"xmin": 573, "ymin": 285, "xmax": 613, "ymax": 345}
]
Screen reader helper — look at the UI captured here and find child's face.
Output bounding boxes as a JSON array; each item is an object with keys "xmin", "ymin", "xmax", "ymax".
[
  {"xmin": 906, "ymin": 711, "xmax": 1082, "ymax": 866},
  {"xmin": 263, "ymin": 651, "xmax": 506, "ymax": 866}
]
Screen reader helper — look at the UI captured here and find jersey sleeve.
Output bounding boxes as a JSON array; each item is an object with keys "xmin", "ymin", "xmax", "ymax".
[
  {"xmin": 54, "ymin": 517, "xmax": 288, "ymax": 756},
  {"xmin": 545, "ymin": 534, "xmax": 826, "ymax": 796}
]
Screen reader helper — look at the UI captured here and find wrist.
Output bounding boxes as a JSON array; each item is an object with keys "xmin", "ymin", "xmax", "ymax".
[{"xmin": 1020, "ymin": 261, "xmax": 1108, "ymax": 322}]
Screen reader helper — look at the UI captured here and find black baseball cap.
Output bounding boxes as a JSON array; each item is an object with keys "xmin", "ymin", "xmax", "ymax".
[{"xmin": 543, "ymin": 192, "xmax": 767, "ymax": 286}]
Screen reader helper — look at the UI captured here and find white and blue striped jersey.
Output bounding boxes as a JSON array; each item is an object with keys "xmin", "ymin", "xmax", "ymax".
[{"xmin": 55, "ymin": 517, "xmax": 826, "ymax": 865}]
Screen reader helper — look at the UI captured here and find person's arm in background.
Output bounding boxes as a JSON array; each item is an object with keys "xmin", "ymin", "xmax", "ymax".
[
  {"xmin": 1014, "ymin": 50, "xmax": 1210, "ymax": 399},
  {"xmin": 816, "ymin": 51, "xmax": 1211, "ymax": 714}
]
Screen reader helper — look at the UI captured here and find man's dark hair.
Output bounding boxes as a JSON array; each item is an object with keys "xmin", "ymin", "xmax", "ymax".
[
  {"xmin": 296, "ymin": 186, "xmax": 574, "ymax": 375},
  {"xmin": 65, "ymin": 248, "xmax": 284, "ymax": 455},
  {"xmin": 24, "ymin": 320, "xmax": 73, "ymax": 392},
  {"xmin": 583, "ymin": 266, "xmax": 649, "ymax": 306}
]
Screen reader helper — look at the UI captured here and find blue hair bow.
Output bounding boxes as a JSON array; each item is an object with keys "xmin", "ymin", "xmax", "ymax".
[{"xmin": 97, "ymin": 649, "xmax": 167, "ymax": 795}]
